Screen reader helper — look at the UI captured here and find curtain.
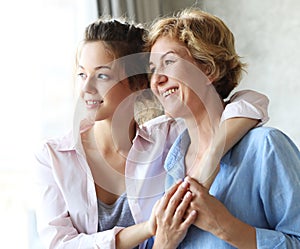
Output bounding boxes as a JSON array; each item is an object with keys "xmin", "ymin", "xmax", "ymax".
[
  {"xmin": 97, "ymin": 0, "xmax": 202, "ymax": 23},
  {"xmin": 95, "ymin": 0, "xmax": 202, "ymax": 124}
]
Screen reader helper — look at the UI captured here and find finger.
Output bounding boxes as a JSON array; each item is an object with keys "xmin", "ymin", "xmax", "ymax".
[
  {"xmin": 173, "ymin": 190, "xmax": 193, "ymax": 222},
  {"xmin": 152, "ymin": 198, "xmax": 161, "ymax": 214},
  {"xmin": 165, "ymin": 180, "xmax": 190, "ymax": 216},
  {"xmin": 185, "ymin": 176, "xmax": 208, "ymax": 194},
  {"xmin": 159, "ymin": 179, "xmax": 183, "ymax": 211},
  {"xmin": 181, "ymin": 210, "xmax": 197, "ymax": 230},
  {"xmin": 182, "ymin": 205, "xmax": 195, "ymax": 220}
]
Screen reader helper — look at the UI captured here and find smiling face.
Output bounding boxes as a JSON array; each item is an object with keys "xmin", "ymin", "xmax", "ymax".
[
  {"xmin": 149, "ymin": 37, "xmax": 211, "ymax": 119},
  {"xmin": 77, "ymin": 41, "xmax": 134, "ymax": 122}
]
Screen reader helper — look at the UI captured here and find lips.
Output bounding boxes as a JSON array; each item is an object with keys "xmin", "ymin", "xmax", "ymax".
[{"xmin": 162, "ymin": 87, "xmax": 179, "ymax": 97}]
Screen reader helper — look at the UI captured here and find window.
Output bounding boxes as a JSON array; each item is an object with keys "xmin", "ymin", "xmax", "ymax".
[{"xmin": 0, "ymin": 1, "xmax": 97, "ymax": 248}]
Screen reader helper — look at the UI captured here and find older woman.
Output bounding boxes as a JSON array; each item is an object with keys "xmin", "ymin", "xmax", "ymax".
[{"xmin": 147, "ymin": 8, "xmax": 300, "ymax": 249}]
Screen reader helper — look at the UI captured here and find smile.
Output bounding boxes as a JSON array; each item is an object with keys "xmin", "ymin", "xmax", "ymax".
[
  {"xmin": 86, "ymin": 100, "xmax": 102, "ymax": 105},
  {"xmin": 85, "ymin": 100, "xmax": 104, "ymax": 109},
  {"xmin": 162, "ymin": 88, "xmax": 178, "ymax": 97}
]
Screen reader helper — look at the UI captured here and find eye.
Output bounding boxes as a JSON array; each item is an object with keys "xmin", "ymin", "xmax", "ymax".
[
  {"xmin": 149, "ymin": 66, "xmax": 156, "ymax": 74},
  {"xmin": 77, "ymin": 72, "xmax": 86, "ymax": 80},
  {"xmin": 97, "ymin": 73, "xmax": 109, "ymax": 80},
  {"xmin": 164, "ymin": 59, "xmax": 175, "ymax": 66}
]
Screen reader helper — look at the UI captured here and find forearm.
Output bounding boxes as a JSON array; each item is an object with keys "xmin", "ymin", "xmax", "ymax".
[
  {"xmin": 216, "ymin": 117, "xmax": 259, "ymax": 156},
  {"xmin": 194, "ymin": 118, "xmax": 259, "ymax": 188},
  {"xmin": 116, "ymin": 221, "xmax": 153, "ymax": 249},
  {"xmin": 216, "ymin": 215, "xmax": 257, "ymax": 249}
]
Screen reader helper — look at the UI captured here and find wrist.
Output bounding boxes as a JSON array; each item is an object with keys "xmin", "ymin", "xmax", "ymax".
[
  {"xmin": 145, "ymin": 221, "xmax": 155, "ymax": 237},
  {"xmin": 216, "ymin": 216, "xmax": 256, "ymax": 249},
  {"xmin": 153, "ymin": 233, "xmax": 176, "ymax": 249}
]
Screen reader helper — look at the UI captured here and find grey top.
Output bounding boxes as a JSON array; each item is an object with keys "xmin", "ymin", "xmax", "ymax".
[{"xmin": 97, "ymin": 193, "xmax": 138, "ymax": 248}]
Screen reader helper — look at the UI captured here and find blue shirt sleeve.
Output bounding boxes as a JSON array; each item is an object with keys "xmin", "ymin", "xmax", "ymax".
[{"xmin": 256, "ymin": 128, "xmax": 300, "ymax": 248}]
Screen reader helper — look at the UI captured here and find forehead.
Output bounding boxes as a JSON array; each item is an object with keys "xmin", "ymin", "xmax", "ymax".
[
  {"xmin": 78, "ymin": 41, "xmax": 115, "ymax": 66},
  {"xmin": 149, "ymin": 36, "xmax": 189, "ymax": 60}
]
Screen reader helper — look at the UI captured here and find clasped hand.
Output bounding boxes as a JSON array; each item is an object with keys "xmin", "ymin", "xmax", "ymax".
[{"xmin": 149, "ymin": 176, "xmax": 234, "ymax": 249}]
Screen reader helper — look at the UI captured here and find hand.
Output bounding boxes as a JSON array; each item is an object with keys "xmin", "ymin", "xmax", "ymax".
[
  {"xmin": 184, "ymin": 176, "xmax": 235, "ymax": 237},
  {"xmin": 185, "ymin": 176, "xmax": 257, "ymax": 248},
  {"xmin": 153, "ymin": 180, "xmax": 197, "ymax": 249}
]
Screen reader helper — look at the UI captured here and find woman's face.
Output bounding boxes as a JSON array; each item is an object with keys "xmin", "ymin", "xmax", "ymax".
[
  {"xmin": 77, "ymin": 41, "xmax": 133, "ymax": 122},
  {"xmin": 149, "ymin": 37, "xmax": 210, "ymax": 119}
]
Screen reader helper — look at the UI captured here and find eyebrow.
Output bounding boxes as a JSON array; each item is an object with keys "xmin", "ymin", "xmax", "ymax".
[
  {"xmin": 149, "ymin": 51, "xmax": 175, "ymax": 66},
  {"xmin": 78, "ymin": 65, "xmax": 112, "ymax": 70}
]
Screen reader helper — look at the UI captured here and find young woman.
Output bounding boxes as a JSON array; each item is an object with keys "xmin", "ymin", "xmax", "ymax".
[
  {"xmin": 146, "ymin": 8, "xmax": 300, "ymax": 249},
  {"xmin": 35, "ymin": 17, "xmax": 270, "ymax": 249}
]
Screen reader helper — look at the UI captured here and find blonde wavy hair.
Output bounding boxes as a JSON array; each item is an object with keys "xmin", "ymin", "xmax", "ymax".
[{"xmin": 145, "ymin": 8, "xmax": 246, "ymax": 99}]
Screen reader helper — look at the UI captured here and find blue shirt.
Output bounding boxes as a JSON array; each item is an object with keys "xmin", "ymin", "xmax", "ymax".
[{"xmin": 164, "ymin": 127, "xmax": 300, "ymax": 248}]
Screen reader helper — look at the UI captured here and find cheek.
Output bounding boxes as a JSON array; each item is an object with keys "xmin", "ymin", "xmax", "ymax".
[
  {"xmin": 150, "ymin": 81, "xmax": 159, "ymax": 96},
  {"xmin": 149, "ymin": 75, "xmax": 156, "ymax": 92}
]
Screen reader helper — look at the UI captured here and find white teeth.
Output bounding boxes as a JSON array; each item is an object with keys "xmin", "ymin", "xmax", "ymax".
[
  {"xmin": 86, "ymin": 100, "xmax": 100, "ymax": 105},
  {"xmin": 162, "ymin": 88, "xmax": 178, "ymax": 97}
]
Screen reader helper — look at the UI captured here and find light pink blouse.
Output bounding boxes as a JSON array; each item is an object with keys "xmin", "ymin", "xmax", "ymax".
[{"xmin": 35, "ymin": 90, "xmax": 269, "ymax": 248}]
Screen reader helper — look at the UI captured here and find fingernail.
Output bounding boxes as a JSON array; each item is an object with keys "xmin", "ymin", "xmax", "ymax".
[
  {"xmin": 181, "ymin": 180, "xmax": 188, "ymax": 188},
  {"xmin": 185, "ymin": 191, "xmax": 191, "ymax": 198}
]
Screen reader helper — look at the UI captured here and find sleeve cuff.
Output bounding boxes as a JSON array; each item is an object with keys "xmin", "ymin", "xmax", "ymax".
[
  {"xmin": 256, "ymin": 228, "xmax": 286, "ymax": 248},
  {"xmin": 94, "ymin": 227, "xmax": 124, "ymax": 249},
  {"xmin": 221, "ymin": 99, "xmax": 269, "ymax": 126}
]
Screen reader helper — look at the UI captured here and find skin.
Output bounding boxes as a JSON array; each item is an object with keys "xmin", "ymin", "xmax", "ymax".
[
  {"xmin": 152, "ymin": 180, "xmax": 197, "ymax": 249},
  {"xmin": 77, "ymin": 39, "xmax": 258, "ymax": 248},
  {"xmin": 77, "ymin": 41, "xmax": 156, "ymax": 248},
  {"xmin": 78, "ymin": 41, "xmax": 135, "ymax": 200},
  {"xmin": 150, "ymin": 36, "xmax": 257, "ymax": 249}
]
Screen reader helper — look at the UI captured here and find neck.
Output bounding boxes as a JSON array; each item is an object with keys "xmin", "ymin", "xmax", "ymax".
[
  {"xmin": 90, "ymin": 92, "xmax": 137, "ymax": 155},
  {"xmin": 187, "ymin": 87, "xmax": 224, "ymax": 148},
  {"xmin": 92, "ymin": 118, "xmax": 136, "ymax": 156},
  {"xmin": 184, "ymin": 86, "xmax": 224, "ymax": 175}
]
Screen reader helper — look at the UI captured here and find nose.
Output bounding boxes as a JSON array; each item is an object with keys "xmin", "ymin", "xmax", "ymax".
[
  {"xmin": 150, "ymin": 72, "xmax": 168, "ymax": 89},
  {"xmin": 81, "ymin": 76, "xmax": 97, "ymax": 94}
]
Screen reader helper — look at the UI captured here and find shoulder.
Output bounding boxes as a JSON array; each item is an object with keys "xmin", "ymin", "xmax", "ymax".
[
  {"xmin": 240, "ymin": 127, "xmax": 297, "ymax": 149},
  {"xmin": 34, "ymin": 131, "xmax": 75, "ymax": 160},
  {"xmin": 223, "ymin": 127, "xmax": 300, "ymax": 166}
]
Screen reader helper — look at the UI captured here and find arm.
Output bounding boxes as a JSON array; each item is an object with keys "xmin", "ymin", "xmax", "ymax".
[
  {"xmin": 221, "ymin": 89, "xmax": 270, "ymax": 152},
  {"xmin": 116, "ymin": 219, "xmax": 155, "ymax": 249},
  {"xmin": 186, "ymin": 129, "xmax": 300, "ymax": 248},
  {"xmin": 35, "ymin": 142, "xmax": 153, "ymax": 249},
  {"xmin": 255, "ymin": 129, "xmax": 300, "ymax": 248},
  {"xmin": 222, "ymin": 89, "xmax": 269, "ymax": 126},
  {"xmin": 35, "ymin": 145, "xmax": 122, "ymax": 248},
  {"xmin": 192, "ymin": 89, "xmax": 269, "ymax": 188}
]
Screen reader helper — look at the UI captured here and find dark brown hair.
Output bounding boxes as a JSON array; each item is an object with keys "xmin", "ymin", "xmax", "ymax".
[{"xmin": 82, "ymin": 18, "xmax": 149, "ymax": 91}]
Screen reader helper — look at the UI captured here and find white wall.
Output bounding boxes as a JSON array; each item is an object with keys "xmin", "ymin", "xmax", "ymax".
[{"xmin": 202, "ymin": 0, "xmax": 300, "ymax": 148}]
